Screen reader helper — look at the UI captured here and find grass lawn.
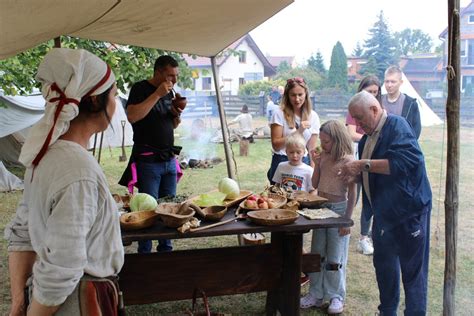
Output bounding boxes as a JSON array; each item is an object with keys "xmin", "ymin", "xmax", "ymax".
[{"xmin": 1, "ymin": 117, "xmax": 473, "ymax": 315}]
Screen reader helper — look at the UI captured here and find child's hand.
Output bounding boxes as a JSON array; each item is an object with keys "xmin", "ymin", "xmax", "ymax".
[
  {"xmin": 339, "ymin": 227, "xmax": 351, "ymax": 236},
  {"xmin": 310, "ymin": 146, "xmax": 322, "ymax": 164}
]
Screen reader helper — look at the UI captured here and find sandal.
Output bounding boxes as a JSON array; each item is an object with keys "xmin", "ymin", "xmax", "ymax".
[{"xmin": 300, "ymin": 293, "xmax": 324, "ymax": 309}]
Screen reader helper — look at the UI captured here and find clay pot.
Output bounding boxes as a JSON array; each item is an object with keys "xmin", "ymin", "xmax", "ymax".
[{"xmin": 172, "ymin": 93, "xmax": 187, "ymax": 110}]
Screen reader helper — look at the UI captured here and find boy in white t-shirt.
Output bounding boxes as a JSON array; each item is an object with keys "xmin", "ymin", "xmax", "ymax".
[{"xmin": 272, "ymin": 132, "xmax": 314, "ymax": 193}]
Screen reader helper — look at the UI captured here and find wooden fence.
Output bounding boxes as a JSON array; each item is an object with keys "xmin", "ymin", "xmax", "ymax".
[{"xmin": 179, "ymin": 92, "xmax": 474, "ymax": 125}]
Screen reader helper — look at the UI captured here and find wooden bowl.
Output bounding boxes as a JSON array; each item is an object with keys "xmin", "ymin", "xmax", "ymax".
[
  {"xmin": 239, "ymin": 193, "xmax": 287, "ymax": 212},
  {"xmin": 120, "ymin": 210, "xmax": 159, "ymax": 231},
  {"xmin": 247, "ymin": 209, "xmax": 299, "ymax": 226},
  {"xmin": 201, "ymin": 205, "xmax": 228, "ymax": 221},
  {"xmin": 291, "ymin": 192, "xmax": 328, "ymax": 209},
  {"xmin": 155, "ymin": 202, "xmax": 195, "ymax": 228}
]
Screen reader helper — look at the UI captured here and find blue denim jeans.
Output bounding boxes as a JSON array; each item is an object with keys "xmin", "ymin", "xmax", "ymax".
[
  {"xmin": 308, "ymin": 201, "xmax": 350, "ymax": 302},
  {"xmin": 372, "ymin": 211, "xmax": 430, "ymax": 316},
  {"xmin": 136, "ymin": 159, "xmax": 177, "ymax": 253},
  {"xmin": 267, "ymin": 153, "xmax": 311, "ymax": 184}
]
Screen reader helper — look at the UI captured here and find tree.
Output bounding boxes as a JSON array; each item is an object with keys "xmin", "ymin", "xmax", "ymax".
[
  {"xmin": 360, "ymin": 56, "xmax": 378, "ymax": 77},
  {"xmin": 327, "ymin": 41, "xmax": 348, "ymax": 91},
  {"xmin": 276, "ymin": 61, "xmax": 291, "ymax": 74},
  {"xmin": 394, "ymin": 28, "xmax": 433, "ymax": 56},
  {"xmin": 362, "ymin": 11, "xmax": 397, "ymax": 80},
  {"xmin": 307, "ymin": 51, "xmax": 326, "ymax": 76},
  {"xmin": 352, "ymin": 42, "xmax": 364, "ymax": 57},
  {"xmin": 0, "ymin": 37, "xmax": 193, "ymax": 95},
  {"xmin": 274, "ymin": 66, "xmax": 324, "ymax": 92}
]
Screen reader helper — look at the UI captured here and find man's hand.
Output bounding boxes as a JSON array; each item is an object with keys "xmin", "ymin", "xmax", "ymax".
[
  {"xmin": 170, "ymin": 104, "xmax": 183, "ymax": 118},
  {"xmin": 339, "ymin": 160, "xmax": 363, "ymax": 183},
  {"xmin": 155, "ymin": 80, "xmax": 173, "ymax": 98}
]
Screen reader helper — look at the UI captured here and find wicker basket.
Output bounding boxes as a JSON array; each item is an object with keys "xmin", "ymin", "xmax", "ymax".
[
  {"xmin": 291, "ymin": 192, "xmax": 328, "ymax": 209},
  {"xmin": 201, "ymin": 205, "xmax": 228, "ymax": 221},
  {"xmin": 120, "ymin": 210, "xmax": 159, "ymax": 231},
  {"xmin": 247, "ymin": 209, "xmax": 299, "ymax": 226},
  {"xmin": 242, "ymin": 233, "xmax": 266, "ymax": 245},
  {"xmin": 155, "ymin": 202, "xmax": 195, "ymax": 228}
]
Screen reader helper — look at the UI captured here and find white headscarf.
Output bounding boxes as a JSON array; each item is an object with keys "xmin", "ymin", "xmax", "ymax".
[{"xmin": 19, "ymin": 48, "xmax": 116, "ymax": 168}]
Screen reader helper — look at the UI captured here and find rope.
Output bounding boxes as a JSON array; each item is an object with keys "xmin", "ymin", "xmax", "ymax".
[{"xmin": 446, "ymin": 9, "xmax": 459, "ymax": 81}]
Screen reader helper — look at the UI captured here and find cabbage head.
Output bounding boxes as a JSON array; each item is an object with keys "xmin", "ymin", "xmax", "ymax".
[
  {"xmin": 130, "ymin": 193, "xmax": 158, "ymax": 212},
  {"xmin": 218, "ymin": 177, "xmax": 240, "ymax": 199}
]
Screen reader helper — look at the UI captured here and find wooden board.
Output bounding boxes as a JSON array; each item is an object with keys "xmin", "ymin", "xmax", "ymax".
[{"xmin": 187, "ymin": 189, "xmax": 252, "ymax": 208}]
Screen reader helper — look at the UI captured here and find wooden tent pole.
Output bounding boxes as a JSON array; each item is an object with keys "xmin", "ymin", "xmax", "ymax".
[
  {"xmin": 443, "ymin": 0, "xmax": 460, "ymax": 315},
  {"xmin": 211, "ymin": 56, "xmax": 235, "ymax": 179},
  {"xmin": 54, "ymin": 37, "xmax": 61, "ymax": 48}
]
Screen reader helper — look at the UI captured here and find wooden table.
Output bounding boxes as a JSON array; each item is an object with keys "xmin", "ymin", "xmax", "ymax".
[{"xmin": 119, "ymin": 209, "xmax": 352, "ymax": 316}]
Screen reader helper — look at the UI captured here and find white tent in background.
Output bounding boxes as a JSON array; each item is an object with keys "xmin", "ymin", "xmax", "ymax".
[
  {"xmin": 0, "ymin": 161, "xmax": 23, "ymax": 192},
  {"xmin": 1, "ymin": 92, "xmax": 133, "ymax": 166},
  {"xmin": 89, "ymin": 97, "xmax": 134, "ymax": 149},
  {"xmin": 382, "ymin": 72, "xmax": 444, "ymax": 127}
]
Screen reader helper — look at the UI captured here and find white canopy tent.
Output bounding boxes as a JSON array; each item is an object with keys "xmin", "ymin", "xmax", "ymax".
[
  {"xmin": 0, "ymin": 0, "xmax": 293, "ymax": 178},
  {"xmin": 0, "ymin": 0, "xmax": 292, "ymax": 59}
]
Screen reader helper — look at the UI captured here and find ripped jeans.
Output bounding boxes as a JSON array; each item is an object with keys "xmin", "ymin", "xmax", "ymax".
[{"xmin": 308, "ymin": 201, "xmax": 350, "ymax": 301}]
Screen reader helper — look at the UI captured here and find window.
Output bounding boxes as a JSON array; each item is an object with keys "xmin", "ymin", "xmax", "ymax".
[
  {"xmin": 461, "ymin": 40, "xmax": 467, "ymax": 57},
  {"xmin": 461, "ymin": 75, "xmax": 474, "ymax": 92},
  {"xmin": 239, "ymin": 77, "xmax": 245, "ymax": 86},
  {"xmin": 244, "ymin": 72, "xmax": 263, "ymax": 81},
  {"xmin": 468, "ymin": 40, "xmax": 474, "ymax": 65},
  {"xmin": 202, "ymin": 77, "xmax": 212, "ymax": 90},
  {"xmin": 469, "ymin": 15, "xmax": 474, "ymax": 23},
  {"xmin": 238, "ymin": 51, "xmax": 247, "ymax": 63}
]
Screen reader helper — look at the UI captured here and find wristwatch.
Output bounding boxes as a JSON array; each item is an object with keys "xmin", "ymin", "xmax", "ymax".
[{"xmin": 363, "ymin": 160, "xmax": 371, "ymax": 172}]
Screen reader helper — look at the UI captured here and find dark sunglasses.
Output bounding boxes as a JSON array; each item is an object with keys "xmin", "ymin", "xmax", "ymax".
[{"xmin": 286, "ymin": 77, "xmax": 306, "ymax": 85}]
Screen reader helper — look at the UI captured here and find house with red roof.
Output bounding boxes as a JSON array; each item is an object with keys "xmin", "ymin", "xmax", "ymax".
[
  {"xmin": 184, "ymin": 34, "xmax": 275, "ymax": 95},
  {"xmin": 439, "ymin": 0, "xmax": 474, "ymax": 93}
]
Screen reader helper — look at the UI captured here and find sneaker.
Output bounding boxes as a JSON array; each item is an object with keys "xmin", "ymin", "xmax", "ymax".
[
  {"xmin": 300, "ymin": 293, "xmax": 324, "ymax": 309},
  {"xmin": 357, "ymin": 236, "xmax": 374, "ymax": 255},
  {"xmin": 327, "ymin": 297, "xmax": 344, "ymax": 314}
]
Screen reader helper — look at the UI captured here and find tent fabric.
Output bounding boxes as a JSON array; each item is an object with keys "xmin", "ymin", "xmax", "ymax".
[
  {"xmin": 0, "ymin": 93, "xmax": 133, "ymax": 165},
  {"xmin": 89, "ymin": 97, "xmax": 134, "ymax": 148},
  {"xmin": 381, "ymin": 73, "xmax": 443, "ymax": 127},
  {"xmin": 0, "ymin": 130, "xmax": 27, "ymax": 167},
  {"xmin": 0, "ymin": 93, "xmax": 45, "ymax": 138},
  {"xmin": 0, "ymin": 0, "xmax": 293, "ymax": 60},
  {"xmin": 0, "ymin": 161, "xmax": 23, "ymax": 192}
]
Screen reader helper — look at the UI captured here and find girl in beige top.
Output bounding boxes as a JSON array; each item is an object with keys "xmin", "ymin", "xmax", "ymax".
[{"xmin": 300, "ymin": 120, "xmax": 356, "ymax": 314}]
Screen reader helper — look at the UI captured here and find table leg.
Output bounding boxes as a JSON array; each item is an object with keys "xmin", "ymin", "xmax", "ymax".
[
  {"xmin": 280, "ymin": 233, "xmax": 303, "ymax": 316},
  {"xmin": 265, "ymin": 232, "xmax": 302, "ymax": 316}
]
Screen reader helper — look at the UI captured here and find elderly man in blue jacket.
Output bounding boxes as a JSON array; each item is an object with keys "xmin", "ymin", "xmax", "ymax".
[{"xmin": 341, "ymin": 91, "xmax": 432, "ymax": 316}]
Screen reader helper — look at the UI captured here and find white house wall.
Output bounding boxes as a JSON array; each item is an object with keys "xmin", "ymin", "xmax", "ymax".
[
  {"xmin": 219, "ymin": 40, "xmax": 265, "ymax": 95},
  {"xmin": 190, "ymin": 39, "xmax": 266, "ymax": 95}
]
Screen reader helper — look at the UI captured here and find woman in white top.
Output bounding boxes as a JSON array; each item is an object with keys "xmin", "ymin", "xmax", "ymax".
[
  {"xmin": 5, "ymin": 48, "xmax": 124, "ymax": 316},
  {"xmin": 267, "ymin": 77, "xmax": 320, "ymax": 183}
]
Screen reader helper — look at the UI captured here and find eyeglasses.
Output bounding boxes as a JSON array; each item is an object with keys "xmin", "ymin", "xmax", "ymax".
[{"xmin": 286, "ymin": 77, "xmax": 306, "ymax": 85}]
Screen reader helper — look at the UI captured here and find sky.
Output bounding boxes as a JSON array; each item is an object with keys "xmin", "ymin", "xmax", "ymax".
[{"xmin": 250, "ymin": 0, "xmax": 471, "ymax": 66}]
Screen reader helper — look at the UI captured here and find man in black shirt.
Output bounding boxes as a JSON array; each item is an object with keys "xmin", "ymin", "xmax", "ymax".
[{"xmin": 120, "ymin": 55, "xmax": 184, "ymax": 253}]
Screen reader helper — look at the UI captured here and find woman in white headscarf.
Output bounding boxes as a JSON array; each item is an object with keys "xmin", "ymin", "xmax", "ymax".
[{"xmin": 5, "ymin": 48, "xmax": 124, "ymax": 316}]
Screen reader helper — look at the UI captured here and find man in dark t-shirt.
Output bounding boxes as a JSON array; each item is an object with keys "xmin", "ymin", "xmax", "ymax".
[{"xmin": 120, "ymin": 55, "xmax": 185, "ymax": 253}]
